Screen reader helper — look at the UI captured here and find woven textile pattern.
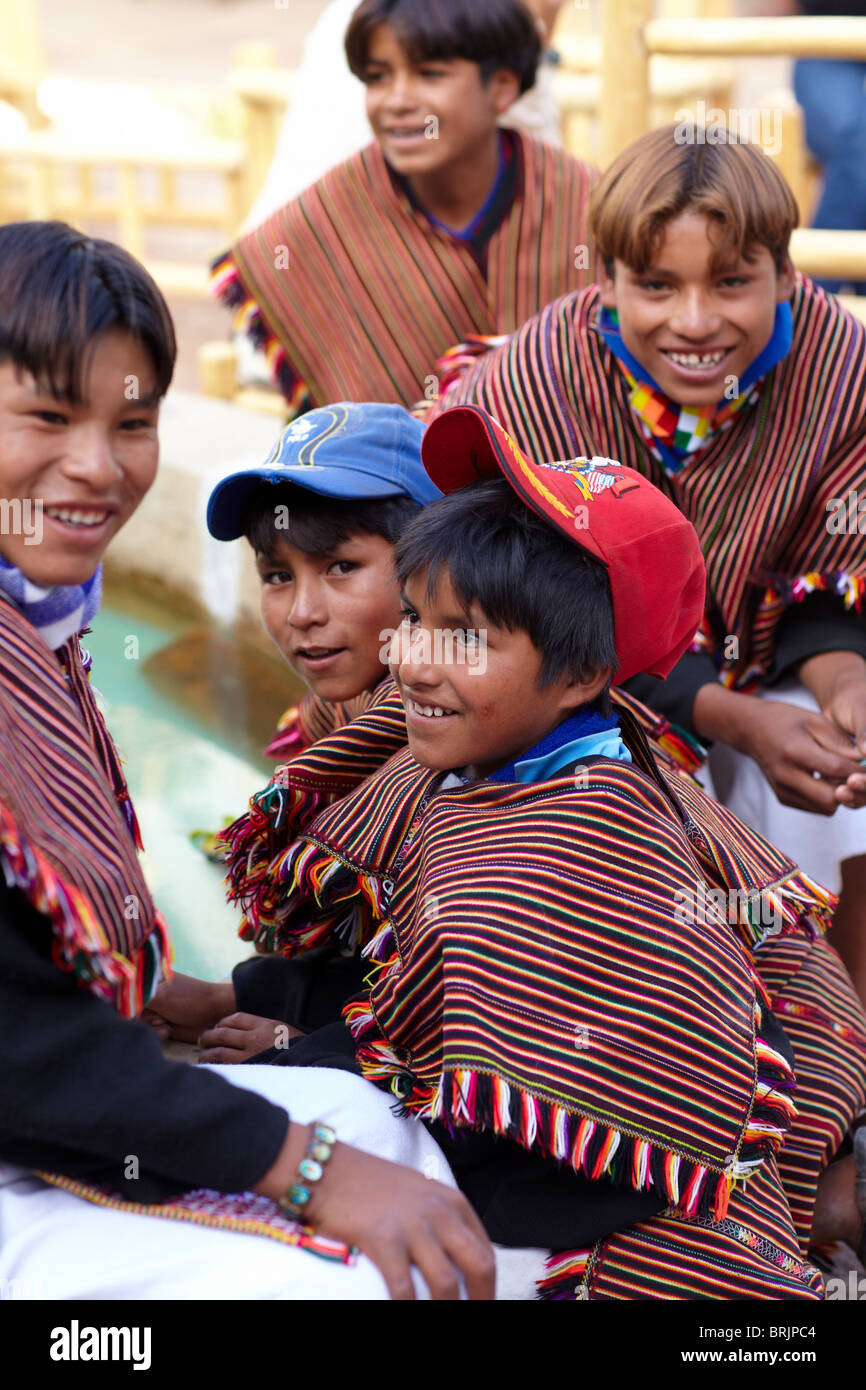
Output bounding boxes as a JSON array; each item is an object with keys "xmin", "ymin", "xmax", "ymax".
[
  {"xmin": 433, "ymin": 277, "xmax": 866, "ymax": 687},
  {"xmin": 212, "ymin": 135, "xmax": 596, "ymax": 409}
]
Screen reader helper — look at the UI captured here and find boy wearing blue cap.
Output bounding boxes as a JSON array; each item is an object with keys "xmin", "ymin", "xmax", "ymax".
[{"xmin": 147, "ymin": 401, "xmax": 440, "ymax": 1054}]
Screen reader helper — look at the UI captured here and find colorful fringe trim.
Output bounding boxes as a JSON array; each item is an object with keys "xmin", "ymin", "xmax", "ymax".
[
  {"xmin": 343, "ymin": 1008, "xmax": 796, "ymax": 1225},
  {"xmin": 219, "ymin": 777, "xmax": 332, "ymax": 948},
  {"xmin": 738, "ymin": 867, "xmax": 836, "ymax": 950},
  {"xmin": 34, "ymin": 1172, "xmax": 355, "ymax": 1262},
  {"xmin": 536, "ymin": 1248, "xmax": 593, "ymax": 1300},
  {"xmin": 210, "ymin": 250, "xmax": 309, "ymax": 416},
  {"xmin": 0, "ymin": 802, "xmax": 171, "ymax": 1016},
  {"xmin": 264, "ymin": 706, "xmax": 305, "ymax": 761},
  {"xmin": 434, "ymin": 333, "xmax": 510, "ymax": 399},
  {"xmin": 223, "ymin": 807, "xmax": 387, "ymax": 956},
  {"xmin": 766, "ymin": 569, "xmax": 866, "ymax": 614}
]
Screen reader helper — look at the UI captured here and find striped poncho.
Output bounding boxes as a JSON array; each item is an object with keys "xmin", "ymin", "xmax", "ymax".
[
  {"xmin": 224, "ymin": 680, "xmax": 866, "ymax": 1273},
  {"xmin": 431, "ymin": 277, "xmax": 866, "ymax": 688},
  {"xmin": 232, "ymin": 706, "xmax": 833, "ymax": 1201},
  {"xmin": 250, "ymin": 712, "xmax": 848, "ymax": 1298},
  {"xmin": 211, "ymin": 133, "xmax": 596, "ymax": 412},
  {"xmin": 0, "ymin": 595, "xmax": 170, "ymax": 1015}
]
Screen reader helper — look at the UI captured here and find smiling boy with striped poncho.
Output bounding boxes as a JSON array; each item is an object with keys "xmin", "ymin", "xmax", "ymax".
[
  {"xmin": 429, "ymin": 126, "xmax": 866, "ymax": 1003},
  {"xmin": 210, "ymin": 0, "xmax": 596, "ymax": 416},
  {"xmin": 230, "ymin": 406, "xmax": 866, "ymax": 1299}
]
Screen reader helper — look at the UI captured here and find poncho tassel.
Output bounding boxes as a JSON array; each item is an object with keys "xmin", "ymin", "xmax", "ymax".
[
  {"xmin": 0, "ymin": 802, "xmax": 171, "ymax": 1016},
  {"xmin": 210, "ymin": 250, "xmax": 306, "ymax": 409},
  {"xmin": 739, "ymin": 868, "xmax": 836, "ymax": 949},
  {"xmin": 218, "ymin": 778, "xmax": 347, "ymax": 952},
  {"xmin": 345, "ymin": 1054, "xmax": 791, "ymax": 1223},
  {"xmin": 766, "ymin": 569, "xmax": 866, "ymax": 614},
  {"xmin": 536, "ymin": 1249, "xmax": 593, "ymax": 1301}
]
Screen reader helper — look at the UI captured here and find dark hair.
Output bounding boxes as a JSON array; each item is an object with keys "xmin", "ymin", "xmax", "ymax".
[
  {"xmin": 394, "ymin": 478, "xmax": 617, "ymax": 698},
  {"xmin": 0, "ymin": 221, "xmax": 176, "ymax": 403},
  {"xmin": 590, "ymin": 126, "xmax": 799, "ymax": 276},
  {"xmin": 245, "ymin": 483, "xmax": 421, "ymax": 557},
  {"xmin": 345, "ymin": 0, "xmax": 541, "ymax": 95}
]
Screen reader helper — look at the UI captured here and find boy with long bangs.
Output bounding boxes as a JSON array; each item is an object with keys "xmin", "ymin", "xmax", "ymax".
[
  {"xmin": 432, "ymin": 125, "xmax": 866, "ymax": 998},
  {"xmin": 212, "ymin": 0, "xmax": 596, "ymax": 415},
  {"xmin": 147, "ymin": 402, "xmax": 440, "ymax": 1055},
  {"xmin": 246, "ymin": 405, "xmax": 866, "ymax": 1297},
  {"xmin": 0, "ymin": 222, "xmax": 497, "ymax": 1304}
]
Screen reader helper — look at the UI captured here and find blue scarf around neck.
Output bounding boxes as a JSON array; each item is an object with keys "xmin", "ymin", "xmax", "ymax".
[{"xmin": 0, "ymin": 557, "xmax": 102, "ymax": 650}]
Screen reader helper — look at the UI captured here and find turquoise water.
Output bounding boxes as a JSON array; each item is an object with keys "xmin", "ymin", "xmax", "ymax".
[{"xmin": 86, "ymin": 588, "xmax": 292, "ymax": 980}]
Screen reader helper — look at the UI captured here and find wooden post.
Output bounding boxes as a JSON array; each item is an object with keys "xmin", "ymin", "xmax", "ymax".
[
  {"xmin": 600, "ymin": 0, "xmax": 652, "ymax": 167},
  {"xmin": 199, "ymin": 341, "xmax": 238, "ymax": 400}
]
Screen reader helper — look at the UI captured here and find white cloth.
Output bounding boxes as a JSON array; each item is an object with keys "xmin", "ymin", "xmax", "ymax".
[
  {"xmin": 0, "ymin": 1065, "xmax": 545, "ymax": 1300},
  {"xmin": 698, "ymin": 678, "xmax": 866, "ymax": 895}
]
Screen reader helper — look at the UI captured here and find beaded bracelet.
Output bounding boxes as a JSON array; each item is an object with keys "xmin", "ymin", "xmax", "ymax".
[{"xmin": 278, "ymin": 1121, "xmax": 337, "ymax": 1221}]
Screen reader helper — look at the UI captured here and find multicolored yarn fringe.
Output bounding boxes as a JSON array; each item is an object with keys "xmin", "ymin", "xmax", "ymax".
[
  {"xmin": 210, "ymin": 250, "xmax": 309, "ymax": 416},
  {"xmin": 434, "ymin": 334, "xmax": 510, "ymax": 400},
  {"xmin": 344, "ymin": 1005, "xmax": 797, "ymax": 1227},
  {"xmin": 34, "ymin": 1171, "xmax": 355, "ymax": 1262},
  {"xmin": 219, "ymin": 780, "xmax": 333, "ymax": 947},
  {"xmin": 689, "ymin": 572, "xmax": 866, "ymax": 692},
  {"xmin": 750, "ymin": 869, "xmax": 835, "ymax": 949},
  {"xmin": 613, "ymin": 686, "xmax": 707, "ymax": 776},
  {"xmin": 764, "ymin": 569, "xmax": 866, "ymax": 614},
  {"xmin": 0, "ymin": 800, "xmax": 171, "ymax": 1017},
  {"xmin": 264, "ymin": 707, "xmax": 305, "ymax": 761},
  {"xmin": 536, "ymin": 1249, "xmax": 593, "ymax": 1300}
]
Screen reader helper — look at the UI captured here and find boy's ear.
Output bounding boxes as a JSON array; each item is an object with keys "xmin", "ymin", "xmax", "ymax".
[
  {"xmin": 561, "ymin": 665, "xmax": 612, "ymax": 714},
  {"xmin": 597, "ymin": 258, "xmax": 618, "ymax": 310},
  {"xmin": 775, "ymin": 255, "xmax": 796, "ymax": 302},
  {"xmin": 487, "ymin": 67, "xmax": 521, "ymax": 116}
]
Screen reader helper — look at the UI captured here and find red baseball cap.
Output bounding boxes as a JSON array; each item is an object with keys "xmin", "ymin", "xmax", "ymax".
[{"xmin": 420, "ymin": 406, "xmax": 706, "ymax": 685}]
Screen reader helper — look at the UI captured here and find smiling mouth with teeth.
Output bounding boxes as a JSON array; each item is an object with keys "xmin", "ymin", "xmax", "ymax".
[
  {"xmin": 410, "ymin": 699, "xmax": 457, "ymax": 719},
  {"xmin": 44, "ymin": 507, "xmax": 111, "ymax": 528},
  {"xmin": 663, "ymin": 349, "xmax": 729, "ymax": 370}
]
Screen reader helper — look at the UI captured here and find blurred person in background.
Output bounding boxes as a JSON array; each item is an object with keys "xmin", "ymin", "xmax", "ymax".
[{"xmin": 214, "ymin": 0, "xmax": 596, "ymax": 416}]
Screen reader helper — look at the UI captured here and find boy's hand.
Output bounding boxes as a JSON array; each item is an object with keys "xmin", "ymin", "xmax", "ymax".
[
  {"xmin": 742, "ymin": 699, "xmax": 865, "ymax": 814},
  {"xmin": 197, "ymin": 1012, "xmax": 302, "ymax": 1063},
  {"xmin": 799, "ymin": 652, "xmax": 866, "ymax": 807},
  {"xmin": 255, "ymin": 1127, "xmax": 495, "ymax": 1301},
  {"xmin": 142, "ymin": 972, "xmax": 236, "ymax": 1043}
]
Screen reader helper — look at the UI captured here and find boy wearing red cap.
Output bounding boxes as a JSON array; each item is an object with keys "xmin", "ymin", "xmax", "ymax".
[
  {"xmin": 431, "ymin": 126, "xmax": 866, "ymax": 1001},
  {"xmin": 238, "ymin": 406, "xmax": 865, "ymax": 1297}
]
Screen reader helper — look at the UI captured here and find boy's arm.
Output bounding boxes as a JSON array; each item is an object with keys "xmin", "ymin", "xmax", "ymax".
[
  {"xmin": 0, "ymin": 887, "xmax": 495, "ymax": 1299},
  {"xmin": 0, "ymin": 892, "xmax": 288, "ymax": 1199}
]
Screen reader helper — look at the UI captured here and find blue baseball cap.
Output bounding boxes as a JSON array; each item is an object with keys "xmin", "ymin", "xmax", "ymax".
[{"xmin": 207, "ymin": 402, "xmax": 441, "ymax": 541}]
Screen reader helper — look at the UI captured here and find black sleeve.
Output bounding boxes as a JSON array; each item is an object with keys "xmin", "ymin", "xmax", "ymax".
[
  {"xmin": 232, "ymin": 948, "xmax": 368, "ymax": 1034},
  {"xmin": 766, "ymin": 591, "xmax": 866, "ymax": 685},
  {"xmin": 0, "ymin": 881, "xmax": 289, "ymax": 1203},
  {"xmin": 623, "ymin": 649, "xmax": 719, "ymax": 739}
]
